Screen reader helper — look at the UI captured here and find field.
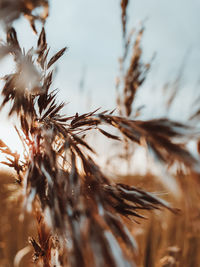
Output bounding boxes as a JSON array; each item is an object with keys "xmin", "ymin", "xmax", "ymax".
[
  {"xmin": 0, "ymin": 1, "xmax": 200, "ymax": 266},
  {"xmin": 1, "ymin": 170, "xmax": 200, "ymax": 266}
]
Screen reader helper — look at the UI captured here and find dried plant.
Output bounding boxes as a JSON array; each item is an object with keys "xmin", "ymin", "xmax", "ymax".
[
  {"xmin": 0, "ymin": 1, "xmax": 199, "ymax": 267},
  {"xmin": 0, "ymin": 0, "xmax": 48, "ymax": 32},
  {"xmin": 121, "ymin": 0, "xmax": 129, "ymax": 38},
  {"xmin": 117, "ymin": 26, "xmax": 152, "ymax": 117}
]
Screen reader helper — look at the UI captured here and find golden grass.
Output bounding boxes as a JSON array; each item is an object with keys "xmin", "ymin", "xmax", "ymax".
[
  {"xmin": 0, "ymin": 1, "xmax": 199, "ymax": 266},
  {"xmin": 1, "ymin": 170, "xmax": 200, "ymax": 266}
]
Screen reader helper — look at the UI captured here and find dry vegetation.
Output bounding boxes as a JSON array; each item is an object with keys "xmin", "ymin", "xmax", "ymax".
[{"xmin": 0, "ymin": 1, "xmax": 200, "ymax": 266}]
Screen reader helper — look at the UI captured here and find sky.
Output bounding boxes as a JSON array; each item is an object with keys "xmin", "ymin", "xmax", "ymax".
[
  {"xmin": 2, "ymin": 0, "xmax": 200, "ymax": 114},
  {"xmin": 0, "ymin": 0, "xmax": 199, "ymax": 167},
  {"xmin": 47, "ymin": 0, "xmax": 200, "ymax": 120}
]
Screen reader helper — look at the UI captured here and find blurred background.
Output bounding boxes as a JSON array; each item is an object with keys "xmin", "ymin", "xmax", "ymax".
[{"xmin": 0, "ymin": 1, "xmax": 200, "ymax": 266}]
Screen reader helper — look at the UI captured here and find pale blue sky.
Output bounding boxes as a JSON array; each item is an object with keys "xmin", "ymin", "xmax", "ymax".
[
  {"xmin": 47, "ymin": 0, "xmax": 200, "ymax": 118},
  {"xmin": 9, "ymin": 0, "xmax": 200, "ymax": 117},
  {"xmin": 0, "ymin": 0, "xmax": 200, "ymax": 157}
]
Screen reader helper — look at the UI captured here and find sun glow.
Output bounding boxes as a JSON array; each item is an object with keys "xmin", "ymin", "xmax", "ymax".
[{"xmin": 0, "ymin": 123, "xmax": 25, "ymax": 163}]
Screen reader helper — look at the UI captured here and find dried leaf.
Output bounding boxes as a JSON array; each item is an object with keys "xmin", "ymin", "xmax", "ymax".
[{"xmin": 47, "ymin": 47, "xmax": 67, "ymax": 69}]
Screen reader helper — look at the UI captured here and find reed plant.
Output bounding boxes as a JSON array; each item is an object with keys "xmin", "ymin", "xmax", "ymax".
[{"xmin": 0, "ymin": 1, "xmax": 199, "ymax": 266}]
